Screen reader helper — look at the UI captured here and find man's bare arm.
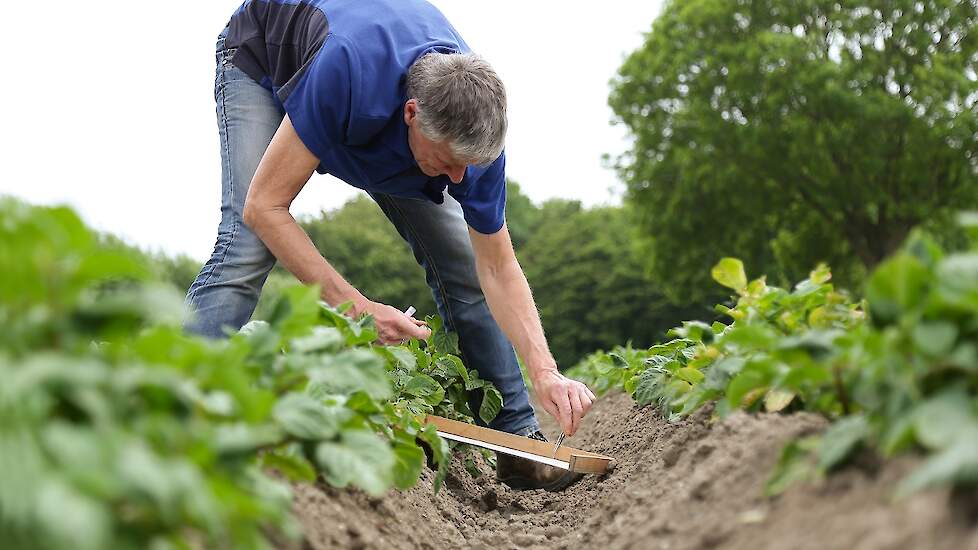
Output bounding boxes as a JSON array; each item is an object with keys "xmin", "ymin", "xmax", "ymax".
[
  {"xmin": 242, "ymin": 114, "xmax": 429, "ymax": 342},
  {"xmin": 467, "ymin": 224, "xmax": 595, "ymax": 435}
]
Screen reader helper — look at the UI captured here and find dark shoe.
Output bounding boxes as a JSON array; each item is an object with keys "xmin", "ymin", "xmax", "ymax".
[{"xmin": 495, "ymin": 431, "xmax": 583, "ymax": 492}]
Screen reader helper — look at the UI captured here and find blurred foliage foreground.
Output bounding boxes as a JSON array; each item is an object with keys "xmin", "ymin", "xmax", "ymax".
[
  {"xmin": 0, "ymin": 197, "xmax": 505, "ymax": 549},
  {"xmin": 570, "ymin": 214, "xmax": 978, "ymax": 497}
]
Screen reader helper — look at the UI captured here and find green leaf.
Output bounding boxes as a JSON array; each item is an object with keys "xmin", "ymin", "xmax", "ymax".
[
  {"xmin": 764, "ymin": 390, "xmax": 795, "ymax": 412},
  {"xmin": 427, "ymin": 315, "xmax": 460, "ymax": 354},
  {"xmin": 947, "ymin": 343, "xmax": 978, "ymax": 372},
  {"xmin": 808, "ymin": 264, "xmax": 832, "ymax": 285},
  {"xmin": 479, "ymin": 385, "xmax": 503, "ymax": 424},
  {"xmin": 36, "ymin": 479, "xmax": 111, "ymax": 550},
  {"xmin": 391, "ymin": 436, "xmax": 425, "ymax": 490},
  {"xmin": 726, "ymin": 367, "xmax": 770, "ymax": 409},
  {"xmin": 670, "ymin": 321, "xmax": 714, "ymax": 343},
  {"xmin": 776, "ymin": 330, "xmax": 844, "ymax": 360},
  {"xmin": 666, "ymin": 379, "xmax": 692, "ymax": 399},
  {"xmin": 437, "ymin": 355, "xmax": 469, "ymax": 382},
  {"xmin": 675, "ymin": 367, "xmax": 705, "ymax": 385},
  {"xmin": 912, "ymin": 392, "xmax": 977, "ymax": 450},
  {"xmin": 896, "ymin": 439, "xmax": 978, "ymax": 498},
  {"xmin": 345, "ymin": 391, "xmax": 384, "ymax": 414},
  {"xmin": 880, "ymin": 411, "xmax": 917, "ymax": 457},
  {"xmin": 273, "ymin": 393, "xmax": 348, "ymax": 441},
  {"xmin": 648, "ymin": 339, "xmax": 694, "ymax": 356},
  {"xmin": 403, "ymin": 374, "xmax": 445, "ymax": 406},
  {"xmin": 766, "ymin": 437, "xmax": 819, "ymax": 496},
  {"xmin": 434, "ymin": 330, "xmax": 459, "ymax": 355},
  {"xmin": 935, "ymin": 253, "xmax": 978, "ymax": 312},
  {"xmin": 290, "ymin": 326, "xmax": 344, "ymax": 354},
  {"xmin": 306, "ymin": 349, "xmax": 392, "ymax": 400},
  {"xmin": 262, "ymin": 451, "xmax": 317, "ymax": 482},
  {"xmin": 633, "ymin": 369, "xmax": 667, "ymax": 406},
  {"xmin": 463, "ymin": 375, "xmax": 486, "ymax": 391},
  {"xmin": 117, "ymin": 443, "xmax": 182, "ymax": 511},
  {"xmin": 865, "ymin": 253, "xmax": 929, "ymax": 324},
  {"xmin": 711, "ymin": 258, "xmax": 747, "ymax": 292},
  {"xmin": 214, "ymin": 423, "xmax": 285, "ymax": 455},
  {"xmin": 720, "ymin": 324, "xmax": 777, "ymax": 350},
  {"xmin": 418, "ymin": 424, "xmax": 451, "ymax": 492},
  {"xmin": 817, "ymin": 415, "xmax": 870, "ymax": 472},
  {"xmin": 315, "ymin": 431, "xmax": 396, "ymax": 497},
  {"xmin": 40, "ymin": 422, "xmax": 107, "ymax": 476},
  {"xmin": 702, "ymin": 356, "xmax": 745, "ymax": 391},
  {"xmin": 911, "ymin": 322, "xmax": 959, "ymax": 358},
  {"xmin": 386, "ymin": 346, "xmax": 418, "ymax": 371}
]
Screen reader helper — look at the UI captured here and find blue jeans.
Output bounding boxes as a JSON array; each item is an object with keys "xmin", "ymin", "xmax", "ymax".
[{"xmin": 185, "ymin": 28, "xmax": 538, "ymax": 436}]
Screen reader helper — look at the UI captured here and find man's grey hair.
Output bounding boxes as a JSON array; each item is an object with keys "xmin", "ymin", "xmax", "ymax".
[{"xmin": 406, "ymin": 52, "xmax": 507, "ymax": 166}]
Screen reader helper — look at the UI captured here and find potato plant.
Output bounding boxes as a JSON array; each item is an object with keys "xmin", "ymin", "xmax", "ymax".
[
  {"xmin": 0, "ymin": 198, "xmax": 501, "ymax": 550},
  {"xmin": 570, "ymin": 216, "xmax": 978, "ymax": 496}
]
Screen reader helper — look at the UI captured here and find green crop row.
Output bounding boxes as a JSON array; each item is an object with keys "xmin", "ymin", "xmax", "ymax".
[
  {"xmin": 569, "ymin": 215, "xmax": 978, "ymax": 497},
  {"xmin": 0, "ymin": 197, "xmax": 502, "ymax": 550}
]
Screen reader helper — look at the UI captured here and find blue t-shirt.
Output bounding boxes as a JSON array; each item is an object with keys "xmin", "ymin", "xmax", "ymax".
[{"xmin": 226, "ymin": 0, "xmax": 507, "ymax": 234}]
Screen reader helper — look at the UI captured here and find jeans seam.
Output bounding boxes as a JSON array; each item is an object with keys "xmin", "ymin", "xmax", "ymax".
[{"xmin": 190, "ymin": 66, "xmax": 239, "ymax": 304}]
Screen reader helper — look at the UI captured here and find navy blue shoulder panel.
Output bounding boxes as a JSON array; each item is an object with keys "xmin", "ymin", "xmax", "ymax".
[{"xmin": 226, "ymin": 0, "xmax": 329, "ymax": 91}]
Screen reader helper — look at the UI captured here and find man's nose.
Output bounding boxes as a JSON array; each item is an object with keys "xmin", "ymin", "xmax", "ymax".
[{"xmin": 447, "ymin": 165, "xmax": 465, "ymax": 184}]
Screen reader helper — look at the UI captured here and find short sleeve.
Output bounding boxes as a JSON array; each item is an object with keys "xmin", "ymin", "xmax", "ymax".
[
  {"xmin": 449, "ymin": 152, "xmax": 507, "ymax": 234},
  {"xmin": 279, "ymin": 34, "xmax": 360, "ymax": 168}
]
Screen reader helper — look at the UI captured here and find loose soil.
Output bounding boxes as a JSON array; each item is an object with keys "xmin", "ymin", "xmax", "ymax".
[{"xmin": 291, "ymin": 393, "xmax": 978, "ymax": 549}]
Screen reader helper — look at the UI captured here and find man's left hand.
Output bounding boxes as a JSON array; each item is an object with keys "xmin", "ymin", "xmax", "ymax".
[{"xmin": 531, "ymin": 368, "xmax": 596, "ymax": 436}]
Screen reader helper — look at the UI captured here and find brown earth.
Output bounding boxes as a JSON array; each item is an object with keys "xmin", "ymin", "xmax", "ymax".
[{"xmin": 290, "ymin": 392, "xmax": 978, "ymax": 550}]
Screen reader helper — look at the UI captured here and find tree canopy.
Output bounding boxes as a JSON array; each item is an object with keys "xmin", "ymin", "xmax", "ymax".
[
  {"xmin": 518, "ymin": 199, "xmax": 709, "ymax": 366},
  {"xmin": 610, "ymin": 0, "xmax": 978, "ymax": 302}
]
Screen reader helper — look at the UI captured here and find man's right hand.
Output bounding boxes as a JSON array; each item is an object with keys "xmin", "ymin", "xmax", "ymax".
[{"xmin": 351, "ymin": 299, "xmax": 431, "ymax": 344}]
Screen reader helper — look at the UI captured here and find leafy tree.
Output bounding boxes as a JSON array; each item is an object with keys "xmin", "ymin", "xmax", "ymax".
[
  {"xmin": 519, "ymin": 199, "xmax": 709, "ymax": 366},
  {"xmin": 503, "ymin": 180, "xmax": 538, "ymax": 249},
  {"xmin": 149, "ymin": 251, "xmax": 201, "ymax": 292},
  {"xmin": 610, "ymin": 0, "xmax": 978, "ymax": 302},
  {"xmin": 94, "ymin": 234, "xmax": 209, "ymax": 298}
]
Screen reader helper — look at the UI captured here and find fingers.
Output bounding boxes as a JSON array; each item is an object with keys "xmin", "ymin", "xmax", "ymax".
[
  {"xmin": 405, "ymin": 317, "xmax": 430, "ymax": 339},
  {"xmin": 585, "ymin": 385, "xmax": 596, "ymax": 401},
  {"xmin": 393, "ymin": 317, "xmax": 430, "ymax": 343},
  {"xmin": 569, "ymin": 389, "xmax": 584, "ymax": 436},
  {"xmin": 577, "ymin": 382, "xmax": 594, "ymax": 425},
  {"xmin": 540, "ymin": 397, "xmax": 558, "ymax": 421},
  {"xmin": 553, "ymin": 386, "xmax": 572, "ymax": 435}
]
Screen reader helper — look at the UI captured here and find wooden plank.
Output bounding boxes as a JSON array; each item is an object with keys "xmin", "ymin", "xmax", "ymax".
[
  {"xmin": 568, "ymin": 454, "xmax": 616, "ymax": 474},
  {"xmin": 425, "ymin": 415, "xmax": 616, "ymax": 474}
]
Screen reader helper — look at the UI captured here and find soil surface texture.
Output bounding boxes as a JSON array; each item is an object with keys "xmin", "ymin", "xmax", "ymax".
[{"xmin": 290, "ymin": 392, "xmax": 978, "ymax": 550}]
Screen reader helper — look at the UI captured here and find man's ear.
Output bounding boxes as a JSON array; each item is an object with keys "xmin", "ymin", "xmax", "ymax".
[{"xmin": 403, "ymin": 99, "xmax": 419, "ymax": 126}]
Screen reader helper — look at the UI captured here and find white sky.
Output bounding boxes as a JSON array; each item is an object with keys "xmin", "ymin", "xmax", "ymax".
[{"xmin": 1, "ymin": 1, "xmax": 663, "ymax": 259}]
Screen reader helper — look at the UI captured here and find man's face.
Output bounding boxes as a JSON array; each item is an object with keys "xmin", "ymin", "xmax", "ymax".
[{"xmin": 404, "ymin": 99, "xmax": 468, "ymax": 184}]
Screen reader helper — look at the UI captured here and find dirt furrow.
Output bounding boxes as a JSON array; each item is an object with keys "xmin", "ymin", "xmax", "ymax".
[{"xmin": 291, "ymin": 393, "xmax": 978, "ymax": 549}]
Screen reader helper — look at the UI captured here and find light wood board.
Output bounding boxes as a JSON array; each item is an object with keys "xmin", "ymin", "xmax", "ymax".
[{"xmin": 425, "ymin": 415, "xmax": 616, "ymax": 474}]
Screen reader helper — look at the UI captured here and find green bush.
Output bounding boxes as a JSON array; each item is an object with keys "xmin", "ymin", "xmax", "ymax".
[
  {"xmin": 569, "ymin": 215, "xmax": 978, "ymax": 496},
  {"xmin": 0, "ymin": 197, "xmax": 500, "ymax": 549}
]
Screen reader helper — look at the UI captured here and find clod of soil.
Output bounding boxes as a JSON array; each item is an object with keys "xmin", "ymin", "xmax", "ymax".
[{"xmin": 290, "ymin": 393, "xmax": 978, "ymax": 549}]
